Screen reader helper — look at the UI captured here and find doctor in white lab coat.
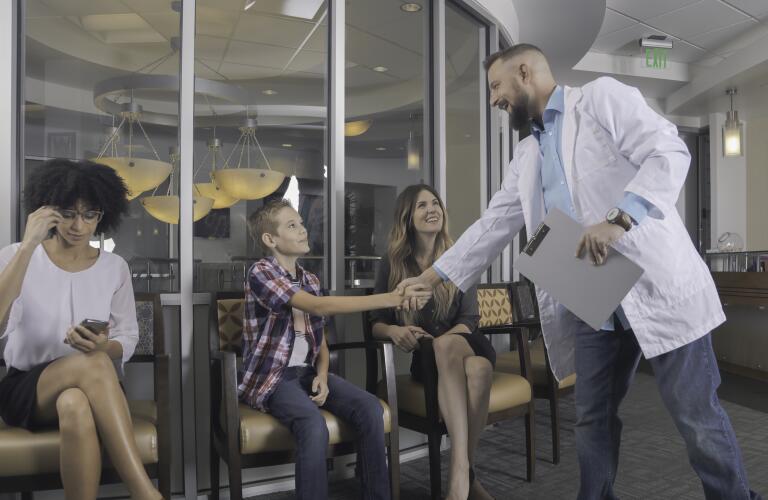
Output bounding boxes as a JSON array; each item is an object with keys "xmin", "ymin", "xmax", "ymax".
[{"xmin": 399, "ymin": 44, "xmax": 761, "ymax": 500}]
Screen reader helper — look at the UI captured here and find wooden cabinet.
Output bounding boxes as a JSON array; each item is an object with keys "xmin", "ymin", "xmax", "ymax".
[{"xmin": 711, "ymin": 273, "xmax": 768, "ymax": 381}]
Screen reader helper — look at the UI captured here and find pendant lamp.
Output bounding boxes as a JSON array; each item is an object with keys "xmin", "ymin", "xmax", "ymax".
[
  {"xmin": 93, "ymin": 102, "xmax": 173, "ymax": 200},
  {"xmin": 723, "ymin": 88, "xmax": 743, "ymax": 157},
  {"xmin": 193, "ymin": 137, "xmax": 240, "ymax": 209},
  {"xmin": 140, "ymin": 146, "xmax": 214, "ymax": 224},
  {"xmin": 212, "ymin": 117, "xmax": 285, "ymax": 200}
]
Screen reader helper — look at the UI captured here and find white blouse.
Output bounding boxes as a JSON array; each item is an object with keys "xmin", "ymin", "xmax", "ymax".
[{"xmin": 0, "ymin": 243, "xmax": 139, "ymax": 372}]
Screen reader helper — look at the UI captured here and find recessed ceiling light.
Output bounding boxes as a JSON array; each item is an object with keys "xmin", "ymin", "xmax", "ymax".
[
  {"xmin": 282, "ymin": 143, "xmax": 293, "ymax": 147},
  {"xmin": 401, "ymin": 3, "xmax": 422, "ymax": 12},
  {"xmin": 376, "ymin": 147, "xmax": 387, "ymax": 151},
  {"xmin": 372, "ymin": 66, "xmax": 389, "ymax": 73},
  {"xmin": 262, "ymin": 89, "xmax": 278, "ymax": 95}
]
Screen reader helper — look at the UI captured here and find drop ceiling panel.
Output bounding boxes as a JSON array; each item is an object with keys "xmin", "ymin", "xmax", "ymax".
[
  {"xmin": 285, "ymin": 50, "xmax": 326, "ymax": 75},
  {"xmin": 605, "ymin": 0, "xmax": 700, "ymax": 21},
  {"xmin": 195, "ymin": 36, "xmax": 229, "ymax": 60},
  {"xmin": 303, "ymin": 28, "xmax": 327, "ymax": 53},
  {"xmin": 140, "ymin": 13, "xmax": 180, "ymax": 39},
  {"xmin": 217, "ymin": 61, "xmax": 283, "ymax": 80},
  {"xmin": 647, "ymin": 0, "xmax": 750, "ymax": 39},
  {"xmin": 688, "ymin": 19, "xmax": 759, "ymax": 52},
  {"xmin": 195, "ymin": 7, "xmax": 240, "ymax": 38},
  {"xmin": 347, "ymin": 1, "xmax": 420, "ymax": 35},
  {"xmin": 224, "ymin": 40, "xmax": 295, "ymax": 68},
  {"xmin": 345, "ymin": 27, "xmax": 422, "ymax": 80},
  {"xmin": 721, "ymin": 0, "xmax": 768, "ymax": 19},
  {"xmin": 345, "ymin": 65, "xmax": 398, "ymax": 88},
  {"xmin": 591, "ymin": 24, "xmax": 668, "ymax": 55},
  {"xmin": 231, "ymin": 14, "xmax": 315, "ymax": 49},
  {"xmin": 597, "ymin": 10, "xmax": 637, "ymax": 37},
  {"xmin": 38, "ymin": 0, "xmax": 132, "ymax": 16}
]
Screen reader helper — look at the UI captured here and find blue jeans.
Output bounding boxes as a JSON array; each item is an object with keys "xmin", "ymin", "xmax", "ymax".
[
  {"xmin": 574, "ymin": 327, "xmax": 761, "ymax": 500},
  {"xmin": 267, "ymin": 366, "xmax": 390, "ymax": 500}
]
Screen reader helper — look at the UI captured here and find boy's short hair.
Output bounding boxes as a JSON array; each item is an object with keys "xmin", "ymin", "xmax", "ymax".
[{"xmin": 248, "ymin": 198, "xmax": 293, "ymax": 254}]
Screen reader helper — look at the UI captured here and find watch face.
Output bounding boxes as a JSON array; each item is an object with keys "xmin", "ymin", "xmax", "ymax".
[{"xmin": 606, "ymin": 208, "xmax": 620, "ymax": 221}]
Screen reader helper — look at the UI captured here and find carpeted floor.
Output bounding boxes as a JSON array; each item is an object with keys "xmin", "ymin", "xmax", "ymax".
[{"xmin": 250, "ymin": 372, "xmax": 768, "ymax": 500}]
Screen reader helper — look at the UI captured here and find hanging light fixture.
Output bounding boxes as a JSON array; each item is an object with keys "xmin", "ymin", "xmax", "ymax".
[
  {"xmin": 345, "ymin": 119, "xmax": 373, "ymax": 137},
  {"xmin": 193, "ymin": 137, "xmax": 240, "ymax": 209},
  {"xmin": 407, "ymin": 113, "xmax": 421, "ymax": 170},
  {"xmin": 141, "ymin": 146, "xmax": 214, "ymax": 224},
  {"xmin": 723, "ymin": 88, "xmax": 743, "ymax": 157},
  {"xmin": 93, "ymin": 102, "xmax": 173, "ymax": 200},
  {"xmin": 212, "ymin": 117, "xmax": 286, "ymax": 200}
]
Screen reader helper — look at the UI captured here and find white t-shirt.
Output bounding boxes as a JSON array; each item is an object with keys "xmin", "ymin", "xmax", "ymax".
[
  {"xmin": 288, "ymin": 306, "xmax": 309, "ymax": 367},
  {"xmin": 0, "ymin": 243, "xmax": 139, "ymax": 372}
]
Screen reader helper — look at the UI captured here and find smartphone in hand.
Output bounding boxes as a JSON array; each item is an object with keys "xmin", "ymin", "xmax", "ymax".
[{"xmin": 80, "ymin": 319, "xmax": 109, "ymax": 335}]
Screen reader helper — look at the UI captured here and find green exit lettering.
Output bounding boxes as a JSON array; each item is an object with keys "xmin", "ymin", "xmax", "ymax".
[{"xmin": 645, "ymin": 47, "xmax": 667, "ymax": 69}]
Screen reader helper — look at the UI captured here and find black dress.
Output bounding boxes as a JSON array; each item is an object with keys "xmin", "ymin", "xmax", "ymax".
[{"xmin": 369, "ymin": 258, "xmax": 496, "ymax": 382}]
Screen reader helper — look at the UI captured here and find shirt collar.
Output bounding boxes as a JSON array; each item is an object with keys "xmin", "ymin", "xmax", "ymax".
[
  {"xmin": 265, "ymin": 255, "xmax": 306, "ymax": 283},
  {"xmin": 531, "ymin": 85, "xmax": 564, "ymax": 136}
]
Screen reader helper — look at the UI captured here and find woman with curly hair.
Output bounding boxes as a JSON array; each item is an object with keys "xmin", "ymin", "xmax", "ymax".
[
  {"xmin": 0, "ymin": 159, "xmax": 162, "ymax": 500},
  {"xmin": 370, "ymin": 185, "xmax": 496, "ymax": 500}
]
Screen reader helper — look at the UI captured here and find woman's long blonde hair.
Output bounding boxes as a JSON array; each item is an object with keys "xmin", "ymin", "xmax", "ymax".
[{"xmin": 387, "ymin": 184, "xmax": 457, "ymax": 324}]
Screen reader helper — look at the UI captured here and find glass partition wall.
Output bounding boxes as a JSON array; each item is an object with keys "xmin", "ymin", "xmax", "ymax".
[{"xmin": 16, "ymin": 0, "xmax": 502, "ymax": 497}]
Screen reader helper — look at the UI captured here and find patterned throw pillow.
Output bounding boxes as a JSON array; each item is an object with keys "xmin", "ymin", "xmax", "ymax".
[
  {"xmin": 218, "ymin": 299, "xmax": 244, "ymax": 355},
  {"xmin": 477, "ymin": 288, "xmax": 513, "ymax": 327}
]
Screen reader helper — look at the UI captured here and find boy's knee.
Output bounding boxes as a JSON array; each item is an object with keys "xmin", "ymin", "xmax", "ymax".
[{"xmin": 295, "ymin": 411, "xmax": 329, "ymax": 444}]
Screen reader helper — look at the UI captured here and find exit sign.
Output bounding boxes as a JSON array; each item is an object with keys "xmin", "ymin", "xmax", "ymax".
[{"xmin": 645, "ymin": 47, "xmax": 668, "ymax": 69}]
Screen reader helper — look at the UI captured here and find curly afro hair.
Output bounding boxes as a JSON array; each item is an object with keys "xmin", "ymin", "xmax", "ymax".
[{"xmin": 24, "ymin": 159, "xmax": 130, "ymax": 235}]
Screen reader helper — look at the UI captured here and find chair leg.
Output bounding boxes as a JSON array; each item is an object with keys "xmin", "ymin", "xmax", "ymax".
[
  {"xmin": 550, "ymin": 390, "xmax": 561, "ymax": 465},
  {"xmin": 427, "ymin": 432, "xmax": 442, "ymax": 500},
  {"xmin": 387, "ymin": 432, "xmax": 400, "ymax": 500},
  {"xmin": 210, "ymin": 439, "xmax": 221, "ymax": 500},
  {"xmin": 525, "ymin": 402, "xmax": 535, "ymax": 482},
  {"xmin": 227, "ymin": 447, "xmax": 243, "ymax": 500}
]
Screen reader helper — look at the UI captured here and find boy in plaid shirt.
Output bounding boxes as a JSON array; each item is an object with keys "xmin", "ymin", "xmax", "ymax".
[{"xmin": 241, "ymin": 199, "xmax": 430, "ymax": 500}]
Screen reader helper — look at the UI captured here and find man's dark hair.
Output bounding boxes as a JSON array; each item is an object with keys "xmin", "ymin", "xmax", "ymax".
[
  {"xmin": 24, "ymin": 158, "xmax": 130, "ymax": 235},
  {"xmin": 483, "ymin": 43, "xmax": 545, "ymax": 71}
]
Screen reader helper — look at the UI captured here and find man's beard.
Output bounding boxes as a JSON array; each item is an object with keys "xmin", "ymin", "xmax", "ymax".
[{"xmin": 509, "ymin": 92, "xmax": 531, "ymax": 131}]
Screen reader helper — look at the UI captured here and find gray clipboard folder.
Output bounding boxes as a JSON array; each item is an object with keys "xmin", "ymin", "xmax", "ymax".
[{"xmin": 514, "ymin": 208, "xmax": 644, "ymax": 330}]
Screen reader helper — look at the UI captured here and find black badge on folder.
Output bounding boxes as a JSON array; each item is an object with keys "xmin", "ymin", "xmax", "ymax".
[{"xmin": 523, "ymin": 222, "xmax": 550, "ymax": 256}]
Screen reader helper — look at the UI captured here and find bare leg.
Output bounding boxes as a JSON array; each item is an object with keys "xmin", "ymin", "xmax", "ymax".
[
  {"xmin": 51, "ymin": 388, "xmax": 102, "ymax": 500},
  {"xmin": 433, "ymin": 335, "xmax": 475, "ymax": 500},
  {"xmin": 35, "ymin": 352, "xmax": 161, "ymax": 500},
  {"xmin": 464, "ymin": 357, "xmax": 494, "ymax": 500}
]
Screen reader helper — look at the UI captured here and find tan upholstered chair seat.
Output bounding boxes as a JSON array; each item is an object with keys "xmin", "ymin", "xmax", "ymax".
[
  {"xmin": 383, "ymin": 372, "xmax": 531, "ymax": 419},
  {"xmin": 0, "ymin": 400, "xmax": 158, "ymax": 476},
  {"xmin": 495, "ymin": 339, "xmax": 576, "ymax": 389},
  {"xmin": 238, "ymin": 400, "xmax": 391, "ymax": 455}
]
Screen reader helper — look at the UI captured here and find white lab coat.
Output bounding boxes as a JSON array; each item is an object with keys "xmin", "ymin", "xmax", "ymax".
[{"xmin": 436, "ymin": 77, "xmax": 725, "ymax": 381}]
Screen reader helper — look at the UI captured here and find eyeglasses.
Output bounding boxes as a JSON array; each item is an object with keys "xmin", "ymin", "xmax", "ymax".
[{"xmin": 58, "ymin": 209, "xmax": 104, "ymax": 224}]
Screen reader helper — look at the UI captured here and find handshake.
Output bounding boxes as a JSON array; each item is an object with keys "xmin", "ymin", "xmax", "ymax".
[{"xmin": 392, "ymin": 275, "xmax": 434, "ymax": 311}]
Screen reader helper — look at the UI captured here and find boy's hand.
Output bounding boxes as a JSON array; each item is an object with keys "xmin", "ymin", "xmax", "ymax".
[
  {"xmin": 397, "ymin": 284, "xmax": 432, "ymax": 309},
  {"xmin": 310, "ymin": 376, "xmax": 329, "ymax": 406},
  {"xmin": 64, "ymin": 325, "xmax": 109, "ymax": 353}
]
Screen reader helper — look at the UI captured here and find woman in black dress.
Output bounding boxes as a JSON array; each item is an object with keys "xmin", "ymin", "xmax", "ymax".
[{"xmin": 370, "ymin": 184, "xmax": 495, "ymax": 500}]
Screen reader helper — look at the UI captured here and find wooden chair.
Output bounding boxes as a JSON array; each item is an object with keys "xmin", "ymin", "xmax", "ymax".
[
  {"xmin": 0, "ymin": 292, "xmax": 172, "ymax": 499},
  {"xmin": 209, "ymin": 291, "xmax": 400, "ymax": 500},
  {"xmin": 363, "ymin": 283, "xmax": 535, "ymax": 500},
  {"xmin": 494, "ymin": 281, "xmax": 576, "ymax": 464}
]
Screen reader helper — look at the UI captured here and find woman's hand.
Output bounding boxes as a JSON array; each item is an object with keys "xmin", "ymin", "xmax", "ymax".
[
  {"xmin": 64, "ymin": 325, "xmax": 110, "ymax": 354},
  {"xmin": 388, "ymin": 325, "xmax": 433, "ymax": 352},
  {"xmin": 310, "ymin": 375, "xmax": 330, "ymax": 406},
  {"xmin": 21, "ymin": 206, "xmax": 63, "ymax": 250}
]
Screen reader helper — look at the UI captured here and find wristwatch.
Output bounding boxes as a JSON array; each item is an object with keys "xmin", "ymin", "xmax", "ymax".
[{"xmin": 606, "ymin": 207, "xmax": 633, "ymax": 232}]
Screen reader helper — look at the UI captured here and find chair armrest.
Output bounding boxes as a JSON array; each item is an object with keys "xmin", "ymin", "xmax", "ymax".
[{"xmin": 327, "ymin": 339, "xmax": 393, "ymax": 351}]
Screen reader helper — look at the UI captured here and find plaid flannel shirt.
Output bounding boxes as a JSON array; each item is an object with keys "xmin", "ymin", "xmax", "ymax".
[{"xmin": 238, "ymin": 256, "xmax": 326, "ymax": 411}]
